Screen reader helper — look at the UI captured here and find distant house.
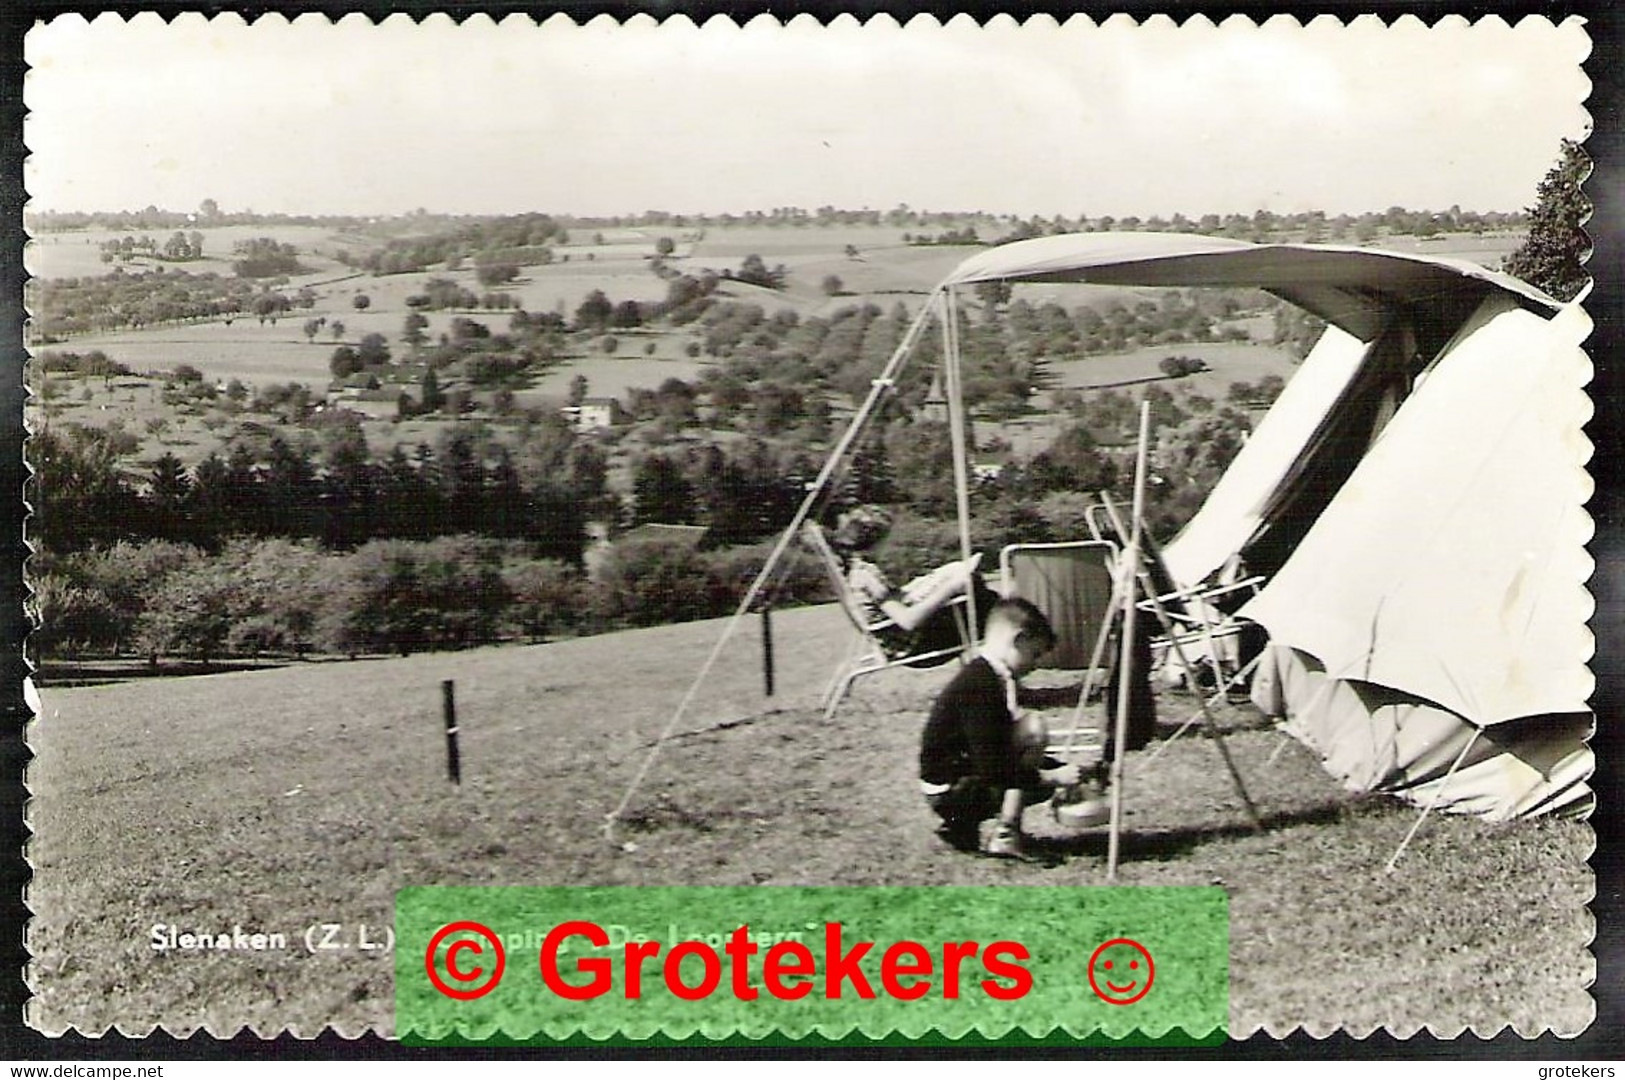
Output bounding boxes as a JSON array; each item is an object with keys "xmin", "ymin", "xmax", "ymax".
[
  {"xmin": 566, "ymin": 397, "xmax": 627, "ymax": 432},
  {"xmin": 326, "ymin": 364, "xmax": 426, "ymax": 419},
  {"xmin": 331, "ymin": 389, "xmax": 400, "ymax": 420},
  {"xmin": 326, "ymin": 372, "xmax": 380, "ymax": 401}
]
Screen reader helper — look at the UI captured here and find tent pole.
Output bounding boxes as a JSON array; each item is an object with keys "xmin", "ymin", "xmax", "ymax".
[
  {"xmin": 1136, "ymin": 527, "xmax": 1228, "ymax": 686},
  {"xmin": 603, "ymin": 294, "xmax": 942, "ymax": 843},
  {"xmin": 940, "ymin": 287, "xmax": 980, "ymax": 647},
  {"xmin": 1147, "ymin": 649, "xmax": 1265, "ymax": 763},
  {"xmin": 1101, "ymin": 492, "xmax": 1263, "ymax": 831},
  {"xmin": 1385, "ymin": 728, "xmax": 1481, "ymax": 873},
  {"xmin": 1106, "ymin": 402, "xmax": 1151, "ymax": 882}
]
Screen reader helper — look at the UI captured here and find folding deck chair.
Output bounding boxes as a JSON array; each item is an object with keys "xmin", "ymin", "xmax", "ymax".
[
  {"xmin": 802, "ymin": 522, "xmax": 979, "ymax": 718},
  {"xmin": 1083, "ymin": 501, "xmax": 1261, "ymax": 686},
  {"xmin": 998, "ymin": 539, "xmax": 1118, "ymax": 757}
]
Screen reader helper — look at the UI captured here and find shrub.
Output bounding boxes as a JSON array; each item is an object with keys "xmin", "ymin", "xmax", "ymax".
[
  {"xmin": 54, "ymin": 540, "xmax": 202, "ymax": 652},
  {"xmin": 501, "ymin": 557, "xmax": 586, "ymax": 641},
  {"xmin": 318, "ymin": 540, "xmax": 420, "ymax": 656},
  {"xmin": 222, "ymin": 538, "xmax": 330, "ymax": 655},
  {"xmin": 30, "ymin": 573, "xmax": 120, "ymax": 656},
  {"xmin": 416, "ymin": 536, "xmax": 512, "ymax": 648},
  {"xmin": 125, "ymin": 535, "xmax": 320, "ymax": 656},
  {"xmin": 1157, "ymin": 354, "xmax": 1206, "ymax": 379},
  {"xmin": 134, "ymin": 557, "xmax": 248, "ymax": 662},
  {"xmin": 873, "ymin": 514, "xmax": 968, "ymax": 583},
  {"xmin": 591, "ymin": 538, "xmax": 721, "ymax": 628},
  {"xmin": 704, "ymin": 542, "xmax": 832, "ymax": 610},
  {"xmin": 319, "ymin": 536, "xmax": 511, "ymax": 656}
]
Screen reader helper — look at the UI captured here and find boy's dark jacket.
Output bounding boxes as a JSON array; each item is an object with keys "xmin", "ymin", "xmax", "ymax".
[{"xmin": 919, "ymin": 656, "xmax": 1028, "ymax": 790}]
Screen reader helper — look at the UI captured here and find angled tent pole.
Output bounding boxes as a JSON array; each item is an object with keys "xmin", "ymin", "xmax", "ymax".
[
  {"xmin": 1147, "ymin": 649, "xmax": 1266, "ymax": 763},
  {"xmin": 1384, "ymin": 727, "xmax": 1481, "ymax": 873},
  {"xmin": 1132, "ymin": 525, "xmax": 1232, "ymax": 687},
  {"xmin": 1106, "ymin": 402, "xmax": 1151, "ymax": 882},
  {"xmin": 603, "ymin": 294, "xmax": 942, "ymax": 843},
  {"xmin": 940, "ymin": 287, "xmax": 981, "ymax": 647},
  {"xmin": 1101, "ymin": 491, "xmax": 1264, "ymax": 832}
]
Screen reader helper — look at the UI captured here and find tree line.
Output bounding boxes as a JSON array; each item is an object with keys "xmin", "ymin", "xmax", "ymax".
[{"xmin": 32, "ymin": 533, "xmax": 833, "ymax": 662}]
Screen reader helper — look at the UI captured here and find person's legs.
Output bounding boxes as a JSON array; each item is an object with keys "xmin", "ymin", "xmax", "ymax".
[
  {"xmin": 1103, "ymin": 617, "xmax": 1157, "ymax": 755},
  {"xmin": 904, "ymin": 573, "xmax": 998, "ymax": 663},
  {"xmin": 900, "ymin": 558, "xmax": 975, "ymax": 614},
  {"xmin": 926, "ymin": 778, "xmax": 999, "ymax": 851}
]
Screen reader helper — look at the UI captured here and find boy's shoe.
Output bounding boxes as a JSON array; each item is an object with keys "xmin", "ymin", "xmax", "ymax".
[{"xmin": 983, "ymin": 823, "xmax": 1025, "ymax": 859}]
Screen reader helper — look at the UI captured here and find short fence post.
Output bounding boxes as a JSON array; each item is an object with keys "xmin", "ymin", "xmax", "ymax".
[
  {"xmin": 442, "ymin": 679, "xmax": 461, "ymax": 785},
  {"xmin": 761, "ymin": 605, "xmax": 776, "ymax": 698}
]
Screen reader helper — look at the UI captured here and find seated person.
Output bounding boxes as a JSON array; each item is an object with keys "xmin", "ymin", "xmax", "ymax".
[
  {"xmin": 918, "ymin": 597, "xmax": 1095, "ymax": 857},
  {"xmin": 829, "ymin": 504, "xmax": 998, "ymax": 663}
]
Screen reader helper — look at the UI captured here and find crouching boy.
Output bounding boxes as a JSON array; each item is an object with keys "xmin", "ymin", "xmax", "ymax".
[{"xmin": 918, "ymin": 597, "xmax": 1088, "ymax": 858}]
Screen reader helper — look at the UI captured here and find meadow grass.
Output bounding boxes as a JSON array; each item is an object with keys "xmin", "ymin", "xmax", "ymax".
[
  {"xmin": 25, "ymin": 225, "xmax": 347, "ymax": 282},
  {"xmin": 26, "ymin": 605, "xmax": 1593, "ymax": 1038},
  {"xmin": 1044, "ymin": 342, "xmax": 1304, "ymax": 396}
]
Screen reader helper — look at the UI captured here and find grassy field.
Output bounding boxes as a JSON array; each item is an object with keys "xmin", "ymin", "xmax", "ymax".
[
  {"xmin": 27, "ymin": 606, "xmax": 1592, "ymax": 1038},
  {"xmin": 31, "ymin": 221, "xmax": 1463, "ymax": 442},
  {"xmin": 523, "ymin": 351, "xmax": 716, "ymax": 402},
  {"xmin": 25, "ymin": 225, "xmax": 355, "ymax": 282},
  {"xmin": 1044, "ymin": 342, "xmax": 1303, "ymax": 397}
]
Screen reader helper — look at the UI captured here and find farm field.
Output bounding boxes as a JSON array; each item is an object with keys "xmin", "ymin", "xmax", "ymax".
[
  {"xmin": 523, "ymin": 351, "xmax": 716, "ymax": 402},
  {"xmin": 32, "ymin": 223, "xmax": 1508, "ymax": 400},
  {"xmin": 1044, "ymin": 342, "xmax": 1303, "ymax": 396},
  {"xmin": 26, "ymin": 607, "xmax": 1592, "ymax": 1038},
  {"xmin": 25, "ymin": 224, "xmax": 361, "ymax": 282},
  {"xmin": 41, "ymin": 324, "xmax": 333, "ymax": 390},
  {"xmin": 1367, "ymin": 231, "xmax": 1523, "ymax": 265}
]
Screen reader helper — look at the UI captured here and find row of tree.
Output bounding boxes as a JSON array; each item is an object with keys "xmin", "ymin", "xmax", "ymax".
[
  {"xmin": 338, "ymin": 212, "xmax": 568, "ymax": 276},
  {"xmin": 33, "ymin": 533, "xmax": 831, "ymax": 661},
  {"xmin": 31, "ymin": 419, "xmax": 595, "ymax": 561},
  {"xmin": 32, "ymin": 269, "xmax": 322, "ymax": 338},
  {"xmin": 97, "ymin": 231, "xmax": 208, "ymax": 265}
]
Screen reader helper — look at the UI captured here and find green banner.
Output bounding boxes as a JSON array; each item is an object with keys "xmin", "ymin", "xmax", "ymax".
[{"xmin": 396, "ymin": 887, "xmax": 1228, "ymax": 1046}]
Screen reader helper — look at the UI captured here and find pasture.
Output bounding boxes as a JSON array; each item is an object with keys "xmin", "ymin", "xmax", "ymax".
[
  {"xmin": 1043, "ymin": 342, "xmax": 1303, "ymax": 397},
  {"xmin": 523, "ymin": 351, "xmax": 716, "ymax": 402},
  {"xmin": 25, "ymin": 225, "xmax": 356, "ymax": 282},
  {"xmin": 33, "ymin": 222, "xmax": 1487, "ymax": 423},
  {"xmin": 26, "ymin": 606, "xmax": 1592, "ymax": 1038},
  {"xmin": 1370, "ymin": 231, "xmax": 1523, "ymax": 265}
]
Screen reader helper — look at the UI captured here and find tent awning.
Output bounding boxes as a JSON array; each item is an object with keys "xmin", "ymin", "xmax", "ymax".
[{"xmin": 939, "ymin": 232, "xmax": 1560, "ymax": 340}]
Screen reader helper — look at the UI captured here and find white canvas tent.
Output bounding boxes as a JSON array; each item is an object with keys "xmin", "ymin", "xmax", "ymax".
[
  {"xmin": 948, "ymin": 232, "xmax": 1592, "ymax": 820},
  {"xmin": 608, "ymin": 232, "xmax": 1592, "ymax": 838},
  {"xmin": 1237, "ymin": 294, "xmax": 1593, "ymax": 819}
]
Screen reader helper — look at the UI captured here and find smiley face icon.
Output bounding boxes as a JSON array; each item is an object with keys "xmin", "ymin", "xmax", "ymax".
[{"xmin": 1087, "ymin": 937, "xmax": 1154, "ymax": 1005}]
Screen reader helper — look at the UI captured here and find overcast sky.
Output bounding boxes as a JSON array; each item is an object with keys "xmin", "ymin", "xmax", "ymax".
[{"xmin": 24, "ymin": 12, "xmax": 1591, "ymax": 219}]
